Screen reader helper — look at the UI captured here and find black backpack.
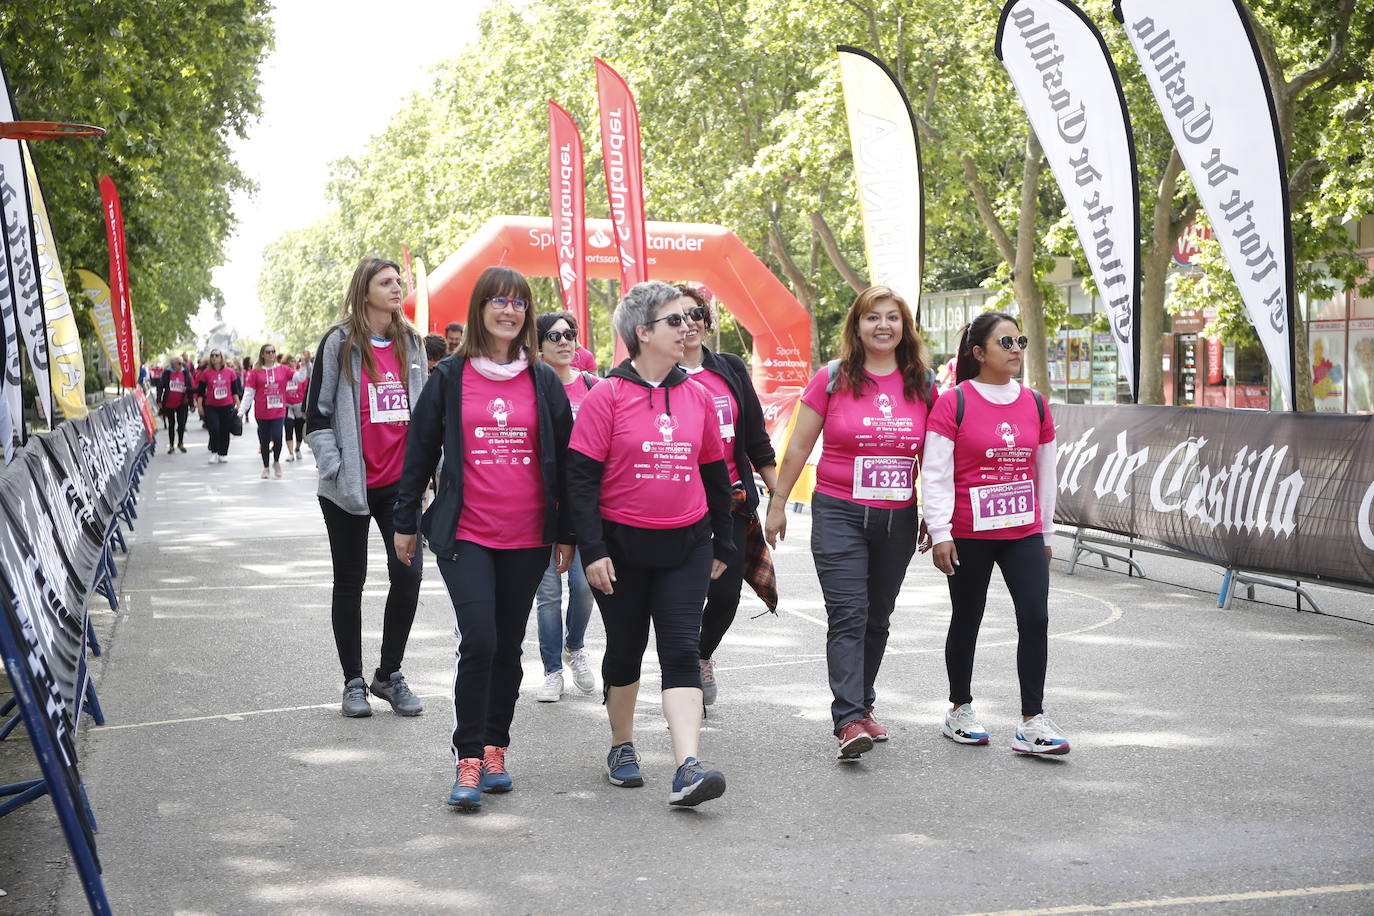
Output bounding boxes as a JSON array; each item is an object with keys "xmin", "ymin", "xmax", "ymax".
[{"xmin": 824, "ymin": 358, "xmax": 936, "ymax": 408}]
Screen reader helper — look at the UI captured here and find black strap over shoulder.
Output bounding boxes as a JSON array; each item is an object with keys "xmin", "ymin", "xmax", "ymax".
[
  {"xmin": 954, "ymin": 384, "xmax": 1043, "ymax": 428},
  {"xmin": 582, "ymin": 371, "xmax": 596, "ymax": 390}
]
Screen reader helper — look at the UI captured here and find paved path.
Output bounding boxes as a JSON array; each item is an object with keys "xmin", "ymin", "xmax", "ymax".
[{"xmin": 3, "ymin": 421, "xmax": 1374, "ymax": 914}]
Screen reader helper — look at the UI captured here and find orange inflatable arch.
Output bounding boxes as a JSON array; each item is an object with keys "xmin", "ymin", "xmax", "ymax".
[{"xmin": 405, "ymin": 215, "xmax": 811, "ymax": 394}]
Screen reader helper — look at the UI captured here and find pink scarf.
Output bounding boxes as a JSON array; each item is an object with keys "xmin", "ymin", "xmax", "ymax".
[{"xmin": 469, "ymin": 353, "xmax": 529, "ymax": 381}]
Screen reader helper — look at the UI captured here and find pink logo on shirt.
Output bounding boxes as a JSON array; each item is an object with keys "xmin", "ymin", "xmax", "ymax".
[
  {"xmin": 997, "ymin": 421, "xmax": 1019, "ymax": 448},
  {"xmin": 874, "ymin": 393, "xmax": 894, "ymax": 419},
  {"xmin": 487, "ymin": 397, "xmax": 512, "ymax": 428}
]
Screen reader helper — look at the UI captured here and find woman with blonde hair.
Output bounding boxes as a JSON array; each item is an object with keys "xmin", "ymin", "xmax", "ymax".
[
  {"xmin": 765, "ymin": 286, "xmax": 937, "ymax": 760},
  {"xmin": 306, "ymin": 257, "xmax": 427, "ymax": 720}
]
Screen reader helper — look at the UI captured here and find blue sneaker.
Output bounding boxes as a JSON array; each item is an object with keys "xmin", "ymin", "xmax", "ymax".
[
  {"xmin": 447, "ymin": 758, "xmax": 483, "ymax": 810},
  {"xmin": 668, "ymin": 757, "xmax": 726, "ymax": 807},
  {"xmin": 606, "ymin": 742, "xmax": 644, "ymax": 787},
  {"xmin": 480, "ymin": 746, "xmax": 512, "ymax": 793}
]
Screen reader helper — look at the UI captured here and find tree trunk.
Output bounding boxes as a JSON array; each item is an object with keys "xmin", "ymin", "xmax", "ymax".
[
  {"xmin": 809, "ymin": 211, "xmax": 867, "ymax": 293},
  {"xmin": 1014, "ymin": 132, "xmax": 1051, "ymax": 398},
  {"xmin": 1139, "ymin": 151, "xmax": 1190, "ymax": 405},
  {"xmin": 768, "ymin": 225, "xmax": 823, "ymax": 368}
]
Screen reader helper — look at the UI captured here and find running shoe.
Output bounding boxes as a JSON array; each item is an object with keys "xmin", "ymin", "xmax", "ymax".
[
  {"xmin": 341, "ymin": 677, "xmax": 372, "ymax": 717},
  {"xmin": 943, "ymin": 703, "xmax": 990, "ymax": 745},
  {"xmin": 178, "ymin": 444, "xmax": 187, "ymax": 453},
  {"xmin": 564, "ymin": 647, "xmax": 595, "ymax": 694},
  {"xmin": 273, "ymin": 461, "xmax": 283, "ymax": 479},
  {"xmin": 1012, "ymin": 714, "xmax": 1071, "ymax": 756},
  {"xmin": 167, "ymin": 445, "xmax": 175, "ymax": 455},
  {"xmin": 668, "ymin": 757, "xmax": 726, "ymax": 807},
  {"xmin": 480, "ymin": 746, "xmax": 512, "ymax": 793},
  {"xmin": 285, "ymin": 452, "xmax": 295, "ymax": 462},
  {"xmin": 260, "ymin": 468, "xmax": 270, "ymax": 479},
  {"xmin": 369, "ymin": 671, "xmax": 423, "ymax": 716},
  {"xmin": 207, "ymin": 454, "xmax": 219, "ymax": 465},
  {"xmin": 699, "ymin": 658, "xmax": 718, "ymax": 706},
  {"xmin": 447, "ymin": 758, "xmax": 483, "ymax": 810},
  {"xmin": 857, "ymin": 709, "xmax": 889, "ymax": 742},
  {"xmin": 836, "ymin": 720, "xmax": 874, "ymax": 760},
  {"xmin": 536, "ymin": 669, "xmax": 563, "ymax": 703},
  {"xmin": 606, "ymin": 742, "xmax": 644, "ymax": 787},
  {"xmin": 218, "ymin": 455, "xmax": 228, "ymax": 463}
]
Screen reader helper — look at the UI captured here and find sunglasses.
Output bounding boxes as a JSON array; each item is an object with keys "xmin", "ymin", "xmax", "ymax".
[
  {"xmin": 543, "ymin": 329, "xmax": 577, "ymax": 344},
  {"xmin": 997, "ymin": 335, "xmax": 1030, "ymax": 351},
  {"xmin": 487, "ymin": 296, "xmax": 529, "ymax": 312},
  {"xmin": 644, "ymin": 312, "xmax": 689, "ymax": 329},
  {"xmin": 685, "ymin": 305, "xmax": 710, "ymax": 324}
]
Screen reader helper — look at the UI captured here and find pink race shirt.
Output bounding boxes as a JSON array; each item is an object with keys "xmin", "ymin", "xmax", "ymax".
[
  {"xmin": 563, "ymin": 374, "xmax": 598, "ymax": 419},
  {"xmin": 284, "ymin": 367, "xmax": 306, "ymax": 406},
  {"xmin": 163, "ymin": 370, "xmax": 190, "ymax": 409},
  {"xmin": 686, "ymin": 367, "xmax": 741, "ymax": 484},
  {"xmin": 569, "ymin": 377, "xmax": 724, "ymax": 530},
  {"xmin": 455, "ymin": 365, "xmax": 547, "ymax": 549},
  {"xmin": 201, "ymin": 368, "xmax": 238, "ymax": 407},
  {"xmin": 358, "ymin": 341, "xmax": 410, "ymax": 488},
  {"xmin": 925, "ymin": 382, "xmax": 1055, "ymax": 540},
  {"xmin": 249, "ymin": 365, "xmax": 294, "ymax": 419},
  {"xmin": 800, "ymin": 365, "xmax": 936, "ymax": 510}
]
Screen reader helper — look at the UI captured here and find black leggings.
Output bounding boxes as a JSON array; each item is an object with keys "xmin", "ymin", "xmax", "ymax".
[
  {"xmin": 162, "ymin": 404, "xmax": 188, "ymax": 447},
  {"xmin": 699, "ymin": 511, "xmax": 750, "ymax": 660},
  {"xmin": 593, "ymin": 538, "xmax": 712, "ymax": 691},
  {"xmin": 436, "ymin": 542, "xmax": 547, "ymax": 760},
  {"xmin": 289, "ymin": 415, "xmax": 306, "ymax": 447},
  {"xmin": 256, "ymin": 416, "xmax": 285, "ymax": 467},
  {"xmin": 319, "ymin": 483, "xmax": 423, "ymax": 684},
  {"xmin": 204, "ymin": 404, "xmax": 234, "ymax": 456},
  {"xmin": 944, "ymin": 533, "xmax": 1050, "ymax": 717}
]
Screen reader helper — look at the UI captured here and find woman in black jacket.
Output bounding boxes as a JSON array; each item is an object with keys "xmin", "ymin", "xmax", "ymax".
[
  {"xmin": 393, "ymin": 266, "xmax": 573, "ymax": 812},
  {"xmin": 674, "ymin": 285, "xmax": 778, "ymax": 707}
]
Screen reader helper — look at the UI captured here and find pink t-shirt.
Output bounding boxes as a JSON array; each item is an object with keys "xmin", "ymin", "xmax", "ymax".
[
  {"xmin": 571, "ymin": 347, "xmax": 598, "ymax": 372},
  {"xmin": 163, "ymin": 369, "xmax": 191, "ymax": 409},
  {"xmin": 799, "ymin": 365, "xmax": 936, "ymax": 510},
  {"xmin": 248, "ymin": 364, "xmax": 294, "ymax": 419},
  {"xmin": 201, "ymin": 367, "xmax": 238, "ymax": 407},
  {"xmin": 284, "ymin": 366, "xmax": 307, "ymax": 405},
  {"xmin": 925, "ymin": 382, "xmax": 1055, "ymax": 540},
  {"xmin": 454, "ymin": 364, "xmax": 547, "ymax": 549},
  {"xmin": 359, "ymin": 340, "xmax": 410, "ymax": 488},
  {"xmin": 569, "ymin": 376, "xmax": 724, "ymax": 529},
  {"xmin": 563, "ymin": 373, "xmax": 598, "ymax": 419},
  {"xmin": 685, "ymin": 367, "xmax": 741, "ymax": 484}
]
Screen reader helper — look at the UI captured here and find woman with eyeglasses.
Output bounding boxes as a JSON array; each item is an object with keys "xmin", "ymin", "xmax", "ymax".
[
  {"xmin": 567, "ymin": 281, "xmax": 734, "ymax": 807},
  {"xmin": 765, "ymin": 286, "xmax": 936, "ymax": 761},
  {"xmin": 924, "ymin": 311, "xmax": 1068, "ymax": 756},
  {"xmin": 239, "ymin": 344, "xmax": 295, "ymax": 479},
  {"xmin": 675, "ymin": 285, "xmax": 777, "ymax": 707},
  {"xmin": 531, "ymin": 310, "xmax": 599, "ymax": 703},
  {"xmin": 197, "ymin": 349, "xmax": 242, "ymax": 464},
  {"xmin": 392, "ymin": 266, "xmax": 574, "ymax": 812}
]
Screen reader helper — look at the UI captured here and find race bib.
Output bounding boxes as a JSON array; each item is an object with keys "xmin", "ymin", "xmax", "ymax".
[
  {"xmin": 713, "ymin": 395, "xmax": 736, "ymax": 441},
  {"xmin": 368, "ymin": 379, "xmax": 410, "ymax": 423},
  {"xmin": 212, "ymin": 383, "xmax": 229, "ymax": 400},
  {"xmin": 286, "ymin": 380, "xmax": 299, "ymax": 394},
  {"xmin": 851, "ymin": 455, "xmax": 916, "ymax": 501},
  {"xmin": 969, "ymin": 480, "xmax": 1036, "ymax": 531},
  {"xmin": 265, "ymin": 393, "xmax": 284, "ymax": 410},
  {"xmin": 169, "ymin": 376, "xmax": 185, "ymax": 392}
]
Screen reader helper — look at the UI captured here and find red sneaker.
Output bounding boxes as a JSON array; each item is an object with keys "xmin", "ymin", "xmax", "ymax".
[
  {"xmin": 836, "ymin": 720, "xmax": 874, "ymax": 760},
  {"xmin": 857, "ymin": 710, "xmax": 889, "ymax": 742}
]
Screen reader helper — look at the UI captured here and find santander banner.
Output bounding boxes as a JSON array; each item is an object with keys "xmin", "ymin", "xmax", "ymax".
[
  {"xmin": 548, "ymin": 100, "xmax": 590, "ymax": 346},
  {"xmin": 98, "ymin": 175, "xmax": 136, "ymax": 389},
  {"xmin": 594, "ymin": 60, "xmax": 649, "ymax": 298}
]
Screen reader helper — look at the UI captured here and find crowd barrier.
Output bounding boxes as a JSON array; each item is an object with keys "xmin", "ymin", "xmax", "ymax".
[{"xmin": 0, "ymin": 392, "xmax": 155, "ymax": 916}]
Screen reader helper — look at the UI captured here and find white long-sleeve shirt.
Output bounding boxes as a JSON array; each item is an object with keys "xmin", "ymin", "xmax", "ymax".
[{"xmin": 923, "ymin": 379, "xmax": 1057, "ymax": 546}]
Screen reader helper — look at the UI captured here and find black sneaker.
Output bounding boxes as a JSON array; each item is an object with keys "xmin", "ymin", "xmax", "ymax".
[
  {"xmin": 668, "ymin": 757, "xmax": 726, "ymax": 807},
  {"xmin": 369, "ymin": 671, "xmax": 423, "ymax": 716},
  {"xmin": 341, "ymin": 678, "xmax": 372, "ymax": 717}
]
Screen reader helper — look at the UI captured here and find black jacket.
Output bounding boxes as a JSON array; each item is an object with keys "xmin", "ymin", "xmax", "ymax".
[
  {"xmin": 565, "ymin": 360, "xmax": 735, "ymax": 567},
  {"xmin": 695, "ymin": 347, "xmax": 776, "ymax": 512},
  {"xmin": 393, "ymin": 355, "xmax": 574, "ymax": 554},
  {"xmin": 155, "ymin": 367, "xmax": 195, "ymax": 411}
]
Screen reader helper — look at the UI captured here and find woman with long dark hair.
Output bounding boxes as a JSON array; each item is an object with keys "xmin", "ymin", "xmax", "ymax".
[
  {"xmin": 765, "ymin": 286, "xmax": 936, "ymax": 761},
  {"xmin": 306, "ymin": 257, "xmax": 426, "ymax": 720},
  {"xmin": 393, "ymin": 266, "xmax": 574, "ymax": 812},
  {"xmin": 924, "ymin": 311, "xmax": 1068, "ymax": 755}
]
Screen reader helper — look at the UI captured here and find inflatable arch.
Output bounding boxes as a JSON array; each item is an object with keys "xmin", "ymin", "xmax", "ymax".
[{"xmin": 405, "ymin": 215, "xmax": 811, "ymax": 393}]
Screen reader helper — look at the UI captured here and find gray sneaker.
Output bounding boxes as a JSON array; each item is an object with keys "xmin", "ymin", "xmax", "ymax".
[
  {"xmin": 699, "ymin": 658, "xmax": 718, "ymax": 706},
  {"xmin": 369, "ymin": 671, "xmax": 424, "ymax": 716},
  {"xmin": 341, "ymin": 677, "xmax": 372, "ymax": 717}
]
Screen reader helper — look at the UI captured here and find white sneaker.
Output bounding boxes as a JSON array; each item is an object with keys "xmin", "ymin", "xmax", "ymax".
[
  {"xmin": 218, "ymin": 455, "xmax": 228, "ymax": 463},
  {"xmin": 207, "ymin": 454, "xmax": 219, "ymax": 465},
  {"xmin": 536, "ymin": 670, "xmax": 563, "ymax": 703},
  {"xmin": 942, "ymin": 703, "xmax": 990, "ymax": 745},
  {"xmin": 260, "ymin": 468, "xmax": 270, "ymax": 479},
  {"xmin": 699, "ymin": 658, "xmax": 717, "ymax": 706},
  {"xmin": 285, "ymin": 452, "xmax": 295, "ymax": 462},
  {"xmin": 563, "ymin": 648, "xmax": 595, "ymax": 694},
  {"xmin": 273, "ymin": 462, "xmax": 283, "ymax": 479},
  {"xmin": 1012, "ymin": 713, "xmax": 1070, "ymax": 756}
]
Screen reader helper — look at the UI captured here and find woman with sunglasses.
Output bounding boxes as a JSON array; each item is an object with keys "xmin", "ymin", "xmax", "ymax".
[
  {"xmin": 393, "ymin": 266, "xmax": 574, "ymax": 812},
  {"xmin": 675, "ymin": 285, "xmax": 777, "ymax": 707},
  {"xmin": 765, "ymin": 286, "xmax": 936, "ymax": 761},
  {"xmin": 531, "ymin": 310, "xmax": 599, "ymax": 703},
  {"xmin": 567, "ymin": 281, "xmax": 734, "ymax": 807},
  {"xmin": 197, "ymin": 349, "xmax": 242, "ymax": 464},
  {"xmin": 240, "ymin": 344, "xmax": 296, "ymax": 479},
  {"xmin": 924, "ymin": 311, "xmax": 1068, "ymax": 755},
  {"xmin": 284, "ymin": 353, "xmax": 310, "ymax": 462}
]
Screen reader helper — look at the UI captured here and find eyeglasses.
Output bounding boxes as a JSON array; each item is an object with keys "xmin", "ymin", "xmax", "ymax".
[
  {"xmin": 543, "ymin": 329, "xmax": 577, "ymax": 344},
  {"xmin": 263, "ymin": 349, "xmax": 276, "ymax": 355},
  {"xmin": 486, "ymin": 296, "xmax": 529, "ymax": 313},
  {"xmin": 644, "ymin": 312, "xmax": 689, "ymax": 328},
  {"xmin": 997, "ymin": 335, "xmax": 1030, "ymax": 351}
]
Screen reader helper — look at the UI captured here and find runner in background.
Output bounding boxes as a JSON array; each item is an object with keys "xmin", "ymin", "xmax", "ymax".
[
  {"xmin": 284, "ymin": 353, "xmax": 308, "ymax": 463},
  {"xmin": 239, "ymin": 357, "xmax": 254, "ymax": 424},
  {"xmin": 197, "ymin": 349, "xmax": 242, "ymax": 464},
  {"xmin": 424, "ymin": 334, "xmax": 446, "ymax": 371},
  {"xmin": 157, "ymin": 355, "xmax": 195, "ymax": 454},
  {"xmin": 567, "ymin": 281, "xmax": 734, "ymax": 808},
  {"xmin": 532, "ymin": 310, "xmax": 598, "ymax": 703},
  {"xmin": 193, "ymin": 357, "xmax": 210, "ymax": 434},
  {"xmin": 240, "ymin": 345, "xmax": 294, "ymax": 480},
  {"xmin": 571, "ymin": 343, "xmax": 598, "ymax": 373},
  {"xmin": 765, "ymin": 286, "xmax": 936, "ymax": 761},
  {"xmin": 675, "ymin": 284, "xmax": 777, "ymax": 707},
  {"xmin": 392, "ymin": 266, "xmax": 574, "ymax": 812},
  {"xmin": 925, "ymin": 311, "xmax": 1068, "ymax": 756},
  {"xmin": 307, "ymin": 256, "xmax": 426, "ymax": 721},
  {"xmin": 445, "ymin": 321, "xmax": 464, "ymax": 355}
]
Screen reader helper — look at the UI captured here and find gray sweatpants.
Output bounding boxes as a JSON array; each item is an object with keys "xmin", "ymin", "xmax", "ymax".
[{"xmin": 810, "ymin": 491, "xmax": 919, "ymax": 732}]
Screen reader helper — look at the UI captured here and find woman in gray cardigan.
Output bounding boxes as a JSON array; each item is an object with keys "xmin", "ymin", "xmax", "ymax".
[{"xmin": 305, "ymin": 257, "xmax": 427, "ymax": 719}]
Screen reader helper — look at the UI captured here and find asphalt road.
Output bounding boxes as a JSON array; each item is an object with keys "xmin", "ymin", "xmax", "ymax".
[{"xmin": 3, "ymin": 421, "xmax": 1373, "ymax": 914}]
